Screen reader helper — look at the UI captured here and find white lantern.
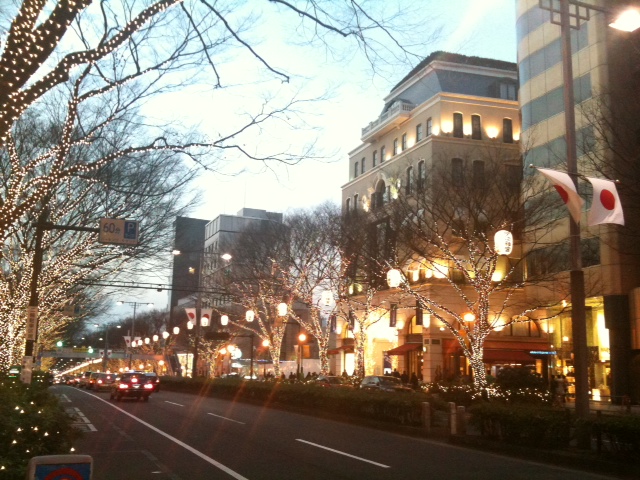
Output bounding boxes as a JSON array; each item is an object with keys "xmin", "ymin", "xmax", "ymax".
[
  {"xmin": 494, "ymin": 230, "xmax": 513, "ymax": 255},
  {"xmin": 277, "ymin": 302, "xmax": 288, "ymax": 316},
  {"xmin": 221, "ymin": 315, "xmax": 229, "ymax": 326},
  {"xmin": 144, "ymin": 337, "xmax": 150, "ymax": 344},
  {"xmin": 187, "ymin": 320, "xmax": 194, "ymax": 330},
  {"xmin": 162, "ymin": 331, "xmax": 169, "ymax": 339},
  {"xmin": 173, "ymin": 326, "xmax": 180, "ymax": 335},
  {"xmin": 152, "ymin": 334, "xmax": 159, "ymax": 342},
  {"xmin": 321, "ymin": 290, "xmax": 333, "ymax": 306},
  {"xmin": 246, "ymin": 310, "xmax": 255, "ymax": 322},
  {"xmin": 200, "ymin": 316, "xmax": 209, "ymax": 327},
  {"xmin": 387, "ymin": 268, "xmax": 402, "ymax": 288}
]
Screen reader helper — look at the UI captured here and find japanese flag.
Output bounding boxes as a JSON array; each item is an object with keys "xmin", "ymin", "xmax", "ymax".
[
  {"xmin": 184, "ymin": 307, "xmax": 196, "ymax": 322},
  {"xmin": 200, "ymin": 308, "xmax": 212, "ymax": 327},
  {"xmin": 587, "ymin": 177, "xmax": 624, "ymax": 226},
  {"xmin": 538, "ymin": 168, "xmax": 584, "ymax": 224}
]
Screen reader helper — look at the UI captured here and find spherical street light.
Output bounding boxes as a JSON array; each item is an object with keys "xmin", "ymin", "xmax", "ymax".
[{"xmin": 387, "ymin": 268, "xmax": 402, "ymax": 288}]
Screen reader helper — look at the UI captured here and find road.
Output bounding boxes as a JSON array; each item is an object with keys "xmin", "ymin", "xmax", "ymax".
[{"xmin": 52, "ymin": 385, "xmax": 619, "ymax": 480}]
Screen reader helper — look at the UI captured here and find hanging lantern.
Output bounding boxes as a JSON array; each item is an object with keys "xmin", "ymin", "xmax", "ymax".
[
  {"xmin": 200, "ymin": 316, "xmax": 209, "ymax": 327},
  {"xmin": 494, "ymin": 230, "xmax": 513, "ymax": 255},
  {"xmin": 387, "ymin": 268, "xmax": 402, "ymax": 288},
  {"xmin": 144, "ymin": 337, "xmax": 150, "ymax": 344},
  {"xmin": 277, "ymin": 302, "xmax": 288, "ymax": 316},
  {"xmin": 162, "ymin": 331, "xmax": 169, "ymax": 339},
  {"xmin": 246, "ymin": 310, "xmax": 255, "ymax": 322},
  {"xmin": 152, "ymin": 334, "xmax": 159, "ymax": 342},
  {"xmin": 187, "ymin": 321, "xmax": 194, "ymax": 330},
  {"xmin": 321, "ymin": 290, "xmax": 333, "ymax": 306},
  {"xmin": 173, "ymin": 326, "xmax": 180, "ymax": 335},
  {"xmin": 221, "ymin": 315, "xmax": 229, "ymax": 326}
]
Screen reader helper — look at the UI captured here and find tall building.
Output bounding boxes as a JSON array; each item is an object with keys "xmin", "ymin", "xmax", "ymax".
[
  {"xmin": 339, "ymin": 51, "xmax": 552, "ymax": 381},
  {"xmin": 517, "ymin": 0, "xmax": 640, "ymax": 402}
]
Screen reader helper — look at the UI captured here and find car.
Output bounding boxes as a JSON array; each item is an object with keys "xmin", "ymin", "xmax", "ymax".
[
  {"xmin": 88, "ymin": 372, "xmax": 115, "ymax": 391},
  {"xmin": 110, "ymin": 372, "xmax": 154, "ymax": 402},
  {"xmin": 314, "ymin": 375, "xmax": 354, "ymax": 389},
  {"xmin": 77, "ymin": 371, "xmax": 93, "ymax": 388},
  {"xmin": 359, "ymin": 375, "xmax": 413, "ymax": 393},
  {"xmin": 144, "ymin": 372, "xmax": 160, "ymax": 392}
]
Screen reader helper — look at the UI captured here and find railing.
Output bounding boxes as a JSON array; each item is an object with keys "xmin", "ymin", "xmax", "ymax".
[{"xmin": 361, "ymin": 101, "xmax": 415, "ymax": 137}]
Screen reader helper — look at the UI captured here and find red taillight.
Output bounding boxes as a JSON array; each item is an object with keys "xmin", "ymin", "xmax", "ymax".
[
  {"xmin": 118, "ymin": 384, "xmax": 128, "ymax": 389},
  {"xmin": 144, "ymin": 383, "xmax": 153, "ymax": 390}
]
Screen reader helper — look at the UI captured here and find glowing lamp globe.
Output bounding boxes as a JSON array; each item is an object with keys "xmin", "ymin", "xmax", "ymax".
[
  {"xmin": 246, "ymin": 310, "xmax": 255, "ymax": 322},
  {"xmin": 277, "ymin": 302, "xmax": 288, "ymax": 316},
  {"xmin": 173, "ymin": 326, "xmax": 180, "ymax": 335},
  {"xmin": 221, "ymin": 315, "xmax": 229, "ymax": 326},
  {"xmin": 387, "ymin": 268, "xmax": 402, "ymax": 288},
  {"xmin": 162, "ymin": 331, "xmax": 169, "ymax": 339},
  {"xmin": 153, "ymin": 334, "xmax": 159, "ymax": 342}
]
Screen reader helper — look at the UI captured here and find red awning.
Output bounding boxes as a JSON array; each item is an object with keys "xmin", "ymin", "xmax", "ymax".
[
  {"xmin": 327, "ymin": 345, "xmax": 354, "ymax": 355},
  {"xmin": 386, "ymin": 343, "xmax": 422, "ymax": 355},
  {"xmin": 482, "ymin": 350, "xmax": 534, "ymax": 363}
]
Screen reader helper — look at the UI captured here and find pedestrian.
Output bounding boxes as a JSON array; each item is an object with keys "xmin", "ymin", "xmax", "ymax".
[
  {"xmin": 392, "ymin": 368, "xmax": 400, "ymax": 378},
  {"xmin": 401, "ymin": 370, "xmax": 409, "ymax": 384},
  {"xmin": 554, "ymin": 374, "xmax": 566, "ymax": 404},
  {"xmin": 410, "ymin": 372, "xmax": 419, "ymax": 390}
]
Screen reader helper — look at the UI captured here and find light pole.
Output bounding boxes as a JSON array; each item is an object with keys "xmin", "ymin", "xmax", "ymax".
[
  {"xmin": 538, "ymin": 0, "xmax": 640, "ymax": 421},
  {"xmin": 117, "ymin": 301, "xmax": 153, "ymax": 369},
  {"xmin": 93, "ymin": 323, "xmax": 117, "ymax": 372}
]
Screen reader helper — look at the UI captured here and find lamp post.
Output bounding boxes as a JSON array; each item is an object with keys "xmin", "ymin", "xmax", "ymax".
[
  {"xmin": 117, "ymin": 301, "xmax": 153, "ymax": 369},
  {"xmin": 93, "ymin": 323, "xmax": 114, "ymax": 372},
  {"xmin": 538, "ymin": 0, "xmax": 640, "ymax": 420}
]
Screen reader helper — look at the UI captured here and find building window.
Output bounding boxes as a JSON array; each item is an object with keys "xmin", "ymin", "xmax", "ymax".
[
  {"xmin": 354, "ymin": 161, "xmax": 359, "ymax": 178},
  {"xmin": 503, "ymin": 118, "xmax": 513, "ymax": 143},
  {"xmin": 473, "ymin": 160, "xmax": 485, "ymax": 189},
  {"xmin": 354, "ymin": 193, "xmax": 359, "ymax": 211},
  {"xmin": 373, "ymin": 180, "xmax": 386, "ymax": 210},
  {"xmin": 345, "ymin": 198, "xmax": 351, "ymax": 212},
  {"xmin": 373, "ymin": 150, "xmax": 377, "ymax": 167},
  {"xmin": 380, "ymin": 145, "xmax": 386, "ymax": 162},
  {"xmin": 453, "ymin": 112, "xmax": 463, "ymax": 138},
  {"xmin": 361, "ymin": 157, "xmax": 365, "ymax": 174},
  {"xmin": 417, "ymin": 160, "xmax": 426, "ymax": 192},
  {"xmin": 452, "ymin": 158, "xmax": 463, "ymax": 186},
  {"xmin": 426, "ymin": 117, "xmax": 432, "ymax": 136},
  {"xmin": 402, "ymin": 133, "xmax": 408, "ymax": 151},
  {"xmin": 500, "ymin": 82, "xmax": 517, "ymax": 100},
  {"xmin": 406, "ymin": 166, "xmax": 414, "ymax": 195},
  {"xmin": 393, "ymin": 138, "xmax": 399, "ymax": 155},
  {"xmin": 471, "ymin": 114, "xmax": 482, "ymax": 140},
  {"xmin": 416, "ymin": 123, "xmax": 423, "ymax": 142},
  {"xmin": 505, "ymin": 164, "xmax": 521, "ymax": 194}
]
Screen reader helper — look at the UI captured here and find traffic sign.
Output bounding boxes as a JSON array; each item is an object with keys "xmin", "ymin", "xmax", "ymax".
[{"xmin": 99, "ymin": 218, "xmax": 139, "ymax": 245}]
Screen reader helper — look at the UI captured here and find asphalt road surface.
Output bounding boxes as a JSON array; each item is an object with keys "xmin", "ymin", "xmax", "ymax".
[{"xmin": 52, "ymin": 385, "xmax": 621, "ymax": 480}]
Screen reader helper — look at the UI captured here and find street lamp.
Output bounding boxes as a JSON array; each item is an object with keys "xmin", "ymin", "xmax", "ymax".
[
  {"xmin": 117, "ymin": 301, "xmax": 153, "ymax": 369},
  {"xmin": 297, "ymin": 332, "xmax": 307, "ymax": 379},
  {"xmin": 538, "ymin": 0, "xmax": 640, "ymax": 421}
]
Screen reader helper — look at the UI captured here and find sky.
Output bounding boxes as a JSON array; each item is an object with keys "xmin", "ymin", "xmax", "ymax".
[{"xmin": 114, "ymin": 0, "xmax": 520, "ymax": 316}]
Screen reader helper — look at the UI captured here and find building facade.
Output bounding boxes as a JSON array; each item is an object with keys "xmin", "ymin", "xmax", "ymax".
[
  {"xmin": 517, "ymin": 0, "xmax": 640, "ymax": 402},
  {"xmin": 338, "ymin": 51, "xmax": 555, "ymax": 383}
]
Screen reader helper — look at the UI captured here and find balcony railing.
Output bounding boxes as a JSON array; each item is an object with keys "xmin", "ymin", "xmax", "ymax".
[{"xmin": 361, "ymin": 100, "xmax": 415, "ymax": 139}]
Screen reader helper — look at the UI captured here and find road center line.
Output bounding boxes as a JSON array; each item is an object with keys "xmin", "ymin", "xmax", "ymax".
[
  {"xmin": 296, "ymin": 439, "xmax": 390, "ymax": 468},
  {"xmin": 207, "ymin": 413, "xmax": 245, "ymax": 424},
  {"xmin": 165, "ymin": 401, "xmax": 184, "ymax": 407},
  {"xmin": 78, "ymin": 390, "xmax": 248, "ymax": 480}
]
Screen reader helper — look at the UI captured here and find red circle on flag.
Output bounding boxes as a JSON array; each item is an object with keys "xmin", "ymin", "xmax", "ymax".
[
  {"xmin": 554, "ymin": 185, "xmax": 569, "ymax": 204},
  {"xmin": 600, "ymin": 189, "xmax": 616, "ymax": 211},
  {"xmin": 187, "ymin": 312, "xmax": 195, "ymax": 319}
]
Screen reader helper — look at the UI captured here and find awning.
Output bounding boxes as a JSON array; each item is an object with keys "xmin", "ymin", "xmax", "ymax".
[
  {"xmin": 482, "ymin": 350, "xmax": 534, "ymax": 363},
  {"xmin": 386, "ymin": 343, "xmax": 422, "ymax": 355},
  {"xmin": 327, "ymin": 345, "xmax": 354, "ymax": 355}
]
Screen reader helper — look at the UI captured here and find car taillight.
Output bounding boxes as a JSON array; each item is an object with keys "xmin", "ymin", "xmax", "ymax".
[
  {"xmin": 144, "ymin": 383, "xmax": 153, "ymax": 390},
  {"xmin": 118, "ymin": 384, "xmax": 128, "ymax": 389}
]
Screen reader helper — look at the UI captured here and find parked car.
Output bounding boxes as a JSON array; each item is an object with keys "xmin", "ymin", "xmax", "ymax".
[
  {"xmin": 314, "ymin": 375, "xmax": 354, "ymax": 389},
  {"xmin": 77, "ymin": 371, "xmax": 93, "ymax": 388},
  {"xmin": 88, "ymin": 372, "xmax": 115, "ymax": 391},
  {"xmin": 110, "ymin": 372, "xmax": 154, "ymax": 402},
  {"xmin": 144, "ymin": 372, "xmax": 160, "ymax": 392},
  {"xmin": 360, "ymin": 375, "xmax": 413, "ymax": 393}
]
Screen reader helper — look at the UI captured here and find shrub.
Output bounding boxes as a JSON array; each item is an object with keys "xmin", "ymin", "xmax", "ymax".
[{"xmin": 0, "ymin": 376, "xmax": 81, "ymax": 479}]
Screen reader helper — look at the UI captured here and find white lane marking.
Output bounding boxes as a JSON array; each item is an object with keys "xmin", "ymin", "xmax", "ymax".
[
  {"xmin": 296, "ymin": 439, "xmax": 391, "ymax": 468},
  {"xmin": 77, "ymin": 390, "xmax": 248, "ymax": 480},
  {"xmin": 207, "ymin": 413, "xmax": 245, "ymax": 424},
  {"xmin": 165, "ymin": 401, "xmax": 184, "ymax": 407}
]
